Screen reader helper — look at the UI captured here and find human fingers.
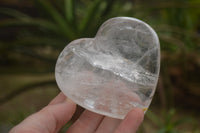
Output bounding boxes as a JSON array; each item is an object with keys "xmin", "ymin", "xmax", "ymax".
[
  {"xmin": 10, "ymin": 96, "xmax": 76, "ymax": 133},
  {"xmin": 66, "ymin": 110, "xmax": 104, "ymax": 133},
  {"xmin": 114, "ymin": 108, "xmax": 144, "ymax": 133},
  {"xmin": 48, "ymin": 92, "xmax": 67, "ymax": 105},
  {"xmin": 95, "ymin": 117, "xmax": 121, "ymax": 133}
]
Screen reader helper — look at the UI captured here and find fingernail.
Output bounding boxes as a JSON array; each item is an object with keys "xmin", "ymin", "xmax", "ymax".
[{"xmin": 142, "ymin": 108, "xmax": 147, "ymax": 112}]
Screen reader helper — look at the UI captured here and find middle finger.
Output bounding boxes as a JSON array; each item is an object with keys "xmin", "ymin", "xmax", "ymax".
[{"xmin": 95, "ymin": 117, "xmax": 121, "ymax": 133}]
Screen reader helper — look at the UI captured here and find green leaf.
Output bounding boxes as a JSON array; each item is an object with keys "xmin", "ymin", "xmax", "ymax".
[
  {"xmin": 36, "ymin": 0, "xmax": 76, "ymax": 40},
  {"xmin": 0, "ymin": 19, "xmax": 60, "ymax": 34},
  {"xmin": 146, "ymin": 110, "xmax": 163, "ymax": 127},
  {"xmin": 173, "ymin": 117, "xmax": 193, "ymax": 127},
  {"xmin": 64, "ymin": 0, "xmax": 75, "ymax": 24},
  {"xmin": 15, "ymin": 35, "xmax": 65, "ymax": 48},
  {"xmin": 0, "ymin": 8, "xmax": 31, "ymax": 20},
  {"xmin": 78, "ymin": 0, "xmax": 102, "ymax": 33},
  {"xmin": 165, "ymin": 109, "xmax": 175, "ymax": 125},
  {"xmin": 157, "ymin": 128, "xmax": 167, "ymax": 133}
]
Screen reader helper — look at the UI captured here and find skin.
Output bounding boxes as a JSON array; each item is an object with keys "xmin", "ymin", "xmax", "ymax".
[{"xmin": 9, "ymin": 92, "xmax": 144, "ymax": 133}]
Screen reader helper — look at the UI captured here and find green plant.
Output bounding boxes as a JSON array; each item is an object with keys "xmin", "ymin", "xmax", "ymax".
[{"xmin": 146, "ymin": 109, "xmax": 194, "ymax": 133}]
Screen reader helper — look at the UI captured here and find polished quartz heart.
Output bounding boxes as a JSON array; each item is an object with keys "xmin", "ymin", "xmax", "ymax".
[{"xmin": 55, "ymin": 17, "xmax": 160, "ymax": 119}]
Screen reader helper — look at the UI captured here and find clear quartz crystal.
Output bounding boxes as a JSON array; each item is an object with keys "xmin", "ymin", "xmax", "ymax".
[{"xmin": 55, "ymin": 17, "xmax": 160, "ymax": 119}]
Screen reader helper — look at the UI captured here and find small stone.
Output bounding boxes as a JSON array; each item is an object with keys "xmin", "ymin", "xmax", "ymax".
[{"xmin": 55, "ymin": 17, "xmax": 160, "ymax": 119}]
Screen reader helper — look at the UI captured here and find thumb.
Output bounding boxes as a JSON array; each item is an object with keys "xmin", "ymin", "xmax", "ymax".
[{"xmin": 10, "ymin": 97, "xmax": 76, "ymax": 133}]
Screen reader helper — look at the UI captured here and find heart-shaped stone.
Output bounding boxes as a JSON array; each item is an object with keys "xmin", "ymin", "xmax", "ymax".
[{"xmin": 55, "ymin": 17, "xmax": 160, "ymax": 119}]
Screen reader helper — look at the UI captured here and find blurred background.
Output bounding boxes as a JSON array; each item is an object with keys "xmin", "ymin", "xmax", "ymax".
[{"xmin": 0, "ymin": 0, "xmax": 200, "ymax": 132}]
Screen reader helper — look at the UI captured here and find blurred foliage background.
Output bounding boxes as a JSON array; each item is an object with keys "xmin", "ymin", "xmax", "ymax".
[{"xmin": 0, "ymin": 0, "xmax": 200, "ymax": 132}]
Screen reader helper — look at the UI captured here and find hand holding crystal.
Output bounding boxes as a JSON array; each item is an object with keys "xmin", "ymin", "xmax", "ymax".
[{"xmin": 9, "ymin": 92, "xmax": 144, "ymax": 133}]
